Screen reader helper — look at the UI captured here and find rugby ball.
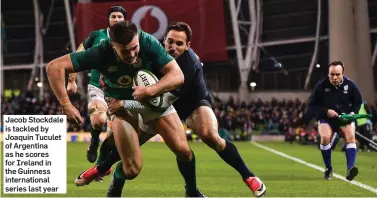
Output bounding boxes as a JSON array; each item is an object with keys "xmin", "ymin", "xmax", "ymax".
[{"xmin": 133, "ymin": 70, "xmax": 163, "ymax": 109}]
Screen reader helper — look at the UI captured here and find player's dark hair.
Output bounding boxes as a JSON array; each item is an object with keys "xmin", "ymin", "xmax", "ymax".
[
  {"xmin": 108, "ymin": 5, "xmax": 127, "ymax": 19},
  {"xmin": 110, "ymin": 21, "xmax": 137, "ymax": 45},
  {"xmin": 329, "ymin": 60, "xmax": 344, "ymax": 72},
  {"xmin": 166, "ymin": 22, "xmax": 192, "ymax": 42}
]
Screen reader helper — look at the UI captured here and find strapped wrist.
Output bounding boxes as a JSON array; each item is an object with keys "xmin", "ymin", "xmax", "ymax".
[{"xmin": 59, "ymin": 97, "xmax": 71, "ymax": 106}]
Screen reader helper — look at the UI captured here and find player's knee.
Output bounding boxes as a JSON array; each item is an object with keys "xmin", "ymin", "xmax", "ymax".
[
  {"xmin": 199, "ymin": 127, "xmax": 222, "ymax": 149},
  {"xmin": 320, "ymin": 135, "xmax": 331, "ymax": 145},
  {"xmin": 90, "ymin": 112, "xmax": 107, "ymax": 129},
  {"xmin": 122, "ymin": 163, "xmax": 142, "ymax": 180},
  {"xmin": 344, "ymin": 133, "xmax": 355, "ymax": 143}
]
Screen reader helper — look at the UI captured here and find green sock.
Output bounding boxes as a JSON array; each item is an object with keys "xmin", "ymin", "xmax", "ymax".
[
  {"xmin": 114, "ymin": 161, "xmax": 126, "ymax": 181},
  {"xmin": 95, "ymin": 138, "xmax": 114, "ymax": 165},
  {"xmin": 89, "ymin": 124, "xmax": 101, "ymax": 143},
  {"xmin": 176, "ymin": 151, "xmax": 198, "ymax": 195}
]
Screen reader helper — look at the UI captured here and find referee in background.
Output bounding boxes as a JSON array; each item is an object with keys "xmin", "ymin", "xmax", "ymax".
[{"xmin": 308, "ymin": 61, "xmax": 362, "ymax": 181}]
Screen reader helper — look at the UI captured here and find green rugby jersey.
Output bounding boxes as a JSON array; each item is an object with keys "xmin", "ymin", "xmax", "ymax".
[
  {"xmin": 82, "ymin": 28, "xmax": 109, "ymax": 88},
  {"xmin": 70, "ymin": 30, "xmax": 174, "ymax": 100}
]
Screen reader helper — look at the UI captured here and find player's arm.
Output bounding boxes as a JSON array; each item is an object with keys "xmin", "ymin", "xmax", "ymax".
[
  {"xmin": 46, "ymin": 54, "xmax": 83, "ymax": 124},
  {"xmin": 149, "ymin": 59, "xmax": 184, "ymax": 97},
  {"xmin": 143, "ymin": 32, "xmax": 184, "ymax": 97},
  {"xmin": 47, "ymin": 44, "xmax": 102, "ymax": 105},
  {"xmin": 46, "ymin": 55, "xmax": 76, "ymax": 104},
  {"xmin": 67, "ymin": 31, "xmax": 96, "ymax": 94},
  {"xmin": 308, "ymin": 81, "xmax": 327, "ymax": 118},
  {"xmin": 350, "ymin": 82, "xmax": 362, "ymax": 114}
]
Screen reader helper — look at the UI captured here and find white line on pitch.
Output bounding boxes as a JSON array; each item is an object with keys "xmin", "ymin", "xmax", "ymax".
[{"xmin": 251, "ymin": 142, "xmax": 377, "ymax": 194}]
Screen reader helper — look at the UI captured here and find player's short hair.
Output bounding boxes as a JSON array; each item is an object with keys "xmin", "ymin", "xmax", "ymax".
[
  {"xmin": 108, "ymin": 5, "xmax": 127, "ymax": 19},
  {"xmin": 328, "ymin": 60, "xmax": 344, "ymax": 72},
  {"xmin": 109, "ymin": 21, "xmax": 137, "ymax": 45},
  {"xmin": 166, "ymin": 22, "xmax": 192, "ymax": 42}
]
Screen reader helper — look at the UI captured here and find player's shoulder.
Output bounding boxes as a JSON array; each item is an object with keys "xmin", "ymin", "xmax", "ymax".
[
  {"xmin": 138, "ymin": 30, "xmax": 152, "ymax": 42},
  {"xmin": 343, "ymin": 76, "xmax": 356, "ymax": 84},
  {"xmin": 343, "ymin": 76, "xmax": 358, "ymax": 88},
  {"xmin": 138, "ymin": 30, "xmax": 161, "ymax": 48},
  {"xmin": 179, "ymin": 48, "xmax": 202, "ymax": 68},
  {"xmin": 88, "ymin": 29, "xmax": 103, "ymax": 37},
  {"xmin": 88, "ymin": 38, "xmax": 111, "ymax": 54}
]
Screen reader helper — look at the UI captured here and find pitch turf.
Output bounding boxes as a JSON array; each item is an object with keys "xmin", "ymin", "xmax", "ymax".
[{"xmin": 1, "ymin": 141, "xmax": 377, "ymax": 197}]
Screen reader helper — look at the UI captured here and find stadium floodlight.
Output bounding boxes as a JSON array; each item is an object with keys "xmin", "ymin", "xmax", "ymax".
[{"xmin": 37, "ymin": 82, "xmax": 43, "ymax": 87}]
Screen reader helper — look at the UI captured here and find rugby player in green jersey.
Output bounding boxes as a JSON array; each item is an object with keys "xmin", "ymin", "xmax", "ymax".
[
  {"xmin": 67, "ymin": 5, "xmax": 126, "ymax": 166},
  {"xmin": 46, "ymin": 20, "xmax": 205, "ymax": 197}
]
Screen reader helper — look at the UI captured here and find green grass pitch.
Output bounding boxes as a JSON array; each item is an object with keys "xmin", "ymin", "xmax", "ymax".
[{"xmin": 1, "ymin": 141, "xmax": 377, "ymax": 197}]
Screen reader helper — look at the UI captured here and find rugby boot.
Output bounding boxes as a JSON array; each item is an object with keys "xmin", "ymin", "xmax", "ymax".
[
  {"xmin": 324, "ymin": 168, "xmax": 333, "ymax": 180},
  {"xmin": 245, "ymin": 176, "xmax": 267, "ymax": 197},
  {"xmin": 75, "ymin": 166, "xmax": 112, "ymax": 186},
  {"xmin": 346, "ymin": 166, "xmax": 359, "ymax": 181}
]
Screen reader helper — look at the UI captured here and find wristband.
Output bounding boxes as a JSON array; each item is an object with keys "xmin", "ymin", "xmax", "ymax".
[{"xmin": 59, "ymin": 97, "xmax": 70, "ymax": 106}]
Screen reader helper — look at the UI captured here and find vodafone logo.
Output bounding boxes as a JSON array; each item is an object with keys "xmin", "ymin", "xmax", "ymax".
[{"xmin": 131, "ymin": 6, "xmax": 168, "ymax": 39}]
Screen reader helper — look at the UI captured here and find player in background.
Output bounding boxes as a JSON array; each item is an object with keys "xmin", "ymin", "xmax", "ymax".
[
  {"xmin": 47, "ymin": 21, "xmax": 205, "ymax": 197},
  {"xmin": 67, "ymin": 5, "xmax": 126, "ymax": 164},
  {"xmin": 308, "ymin": 61, "xmax": 362, "ymax": 181},
  {"xmin": 88, "ymin": 22, "xmax": 266, "ymax": 197}
]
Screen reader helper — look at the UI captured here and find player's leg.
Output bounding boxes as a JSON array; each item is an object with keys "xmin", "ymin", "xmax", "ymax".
[
  {"xmin": 94, "ymin": 117, "xmax": 116, "ymax": 182},
  {"xmin": 107, "ymin": 125, "xmax": 155, "ymax": 197},
  {"xmin": 96, "ymin": 118, "xmax": 114, "ymax": 165},
  {"xmin": 318, "ymin": 120, "xmax": 334, "ymax": 179},
  {"xmin": 87, "ymin": 84, "xmax": 108, "ymax": 162},
  {"xmin": 144, "ymin": 107, "xmax": 204, "ymax": 197},
  {"xmin": 75, "ymin": 111, "xmax": 143, "ymax": 186},
  {"xmin": 186, "ymin": 105, "xmax": 266, "ymax": 196},
  {"xmin": 339, "ymin": 122, "xmax": 358, "ymax": 181}
]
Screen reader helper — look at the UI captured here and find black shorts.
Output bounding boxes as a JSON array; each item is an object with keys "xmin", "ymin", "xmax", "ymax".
[
  {"xmin": 174, "ymin": 94, "xmax": 212, "ymax": 121},
  {"xmin": 318, "ymin": 119, "xmax": 354, "ymax": 133}
]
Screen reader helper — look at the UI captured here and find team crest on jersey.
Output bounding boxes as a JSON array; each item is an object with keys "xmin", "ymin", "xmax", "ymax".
[
  {"xmin": 343, "ymin": 85, "xmax": 348, "ymax": 94},
  {"xmin": 131, "ymin": 57, "xmax": 143, "ymax": 68},
  {"xmin": 117, "ymin": 75, "xmax": 132, "ymax": 86},
  {"xmin": 108, "ymin": 65, "xmax": 118, "ymax": 73}
]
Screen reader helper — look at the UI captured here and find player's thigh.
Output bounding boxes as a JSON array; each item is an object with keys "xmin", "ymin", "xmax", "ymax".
[
  {"xmin": 111, "ymin": 113, "xmax": 142, "ymax": 173},
  {"xmin": 149, "ymin": 111, "xmax": 191, "ymax": 157},
  {"xmin": 186, "ymin": 106, "xmax": 219, "ymax": 138},
  {"xmin": 340, "ymin": 122, "xmax": 356, "ymax": 143}
]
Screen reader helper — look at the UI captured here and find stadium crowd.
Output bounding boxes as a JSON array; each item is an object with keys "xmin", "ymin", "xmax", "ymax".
[{"xmin": 1, "ymin": 91, "xmax": 376, "ymax": 143}]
